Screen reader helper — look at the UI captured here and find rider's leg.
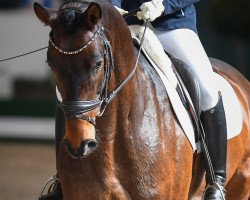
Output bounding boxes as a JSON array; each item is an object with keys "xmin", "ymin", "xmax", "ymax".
[
  {"xmin": 153, "ymin": 27, "xmax": 227, "ymax": 199},
  {"xmin": 39, "ymin": 101, "xmax": 64, "ymax": 200}
]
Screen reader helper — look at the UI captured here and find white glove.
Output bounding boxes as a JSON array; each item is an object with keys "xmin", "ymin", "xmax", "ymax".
[
  {"xmin": 137, "ymin": 0, "xmax": 164, "ymax": 22},
  {"xmin": 114, "ymin": 6, "xmax": 128, "ymax": 16}
]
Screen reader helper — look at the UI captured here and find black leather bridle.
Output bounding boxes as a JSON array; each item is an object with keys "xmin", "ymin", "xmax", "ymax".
[
  {"xmin": 0, "ymin": 2, "xmax": 146, "ymax": 127},
  {"xmin": 51, "ymin": 25, "xmax": 115, "ymax": 126},
  {"xmin": 51, "ymin": 11, "xmax": 148, "ymax": 126}
]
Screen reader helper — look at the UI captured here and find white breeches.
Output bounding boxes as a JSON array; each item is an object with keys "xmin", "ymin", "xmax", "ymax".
[{"xmin": 150, "ymin": 26, "xmax": 219, "ymax": 111}]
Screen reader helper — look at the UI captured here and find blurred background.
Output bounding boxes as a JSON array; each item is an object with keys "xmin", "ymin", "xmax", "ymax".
[
  {"xmin": 0, "ymin": 1, "xmax": 60, "ymax": 199},
  {"xmin": 0, "ymin": 0, "xmax": 249, "ymax": 200}
]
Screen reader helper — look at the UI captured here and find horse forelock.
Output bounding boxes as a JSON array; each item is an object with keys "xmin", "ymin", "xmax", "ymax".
[{"xmin": 58, "ymin": 1, "xmax": 90, "ymax": 32}]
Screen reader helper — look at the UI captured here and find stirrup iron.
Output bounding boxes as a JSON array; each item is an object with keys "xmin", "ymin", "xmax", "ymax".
[{"xmin": 40, "ymin": 175, "xmax": 60, "ymax": 197}]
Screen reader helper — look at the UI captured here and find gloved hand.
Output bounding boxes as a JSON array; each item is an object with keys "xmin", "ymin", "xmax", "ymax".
[
  {"xmin": 114, "ymin": 6, "xmax": 128, "ymax": 16},
  {"xmin": 137, "ymin": 0, "xmax": 164, "ymax": 22}
]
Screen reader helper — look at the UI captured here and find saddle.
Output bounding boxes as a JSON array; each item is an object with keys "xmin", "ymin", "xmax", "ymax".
[
  {"xmin": 170, "ymin": 56, "xmax": 201, "ymax": 116},
  {"xmin": 170, "ymin": 57, "xmax": 202, "ymax": 144}
]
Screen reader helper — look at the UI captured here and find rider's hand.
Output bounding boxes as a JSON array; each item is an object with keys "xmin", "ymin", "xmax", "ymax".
[
  {"xmin": 137, "ymin": 0, "xmax": 164, "ymax": 22},
  {"xmin": 114, "ymin": 6, "xmax": 128, "ymax": 16}
]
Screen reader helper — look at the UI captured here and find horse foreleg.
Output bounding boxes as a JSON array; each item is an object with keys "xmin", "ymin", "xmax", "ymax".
[{"xmin": 226, "ymin": 157, "xmax": 250, "ymax": 200}]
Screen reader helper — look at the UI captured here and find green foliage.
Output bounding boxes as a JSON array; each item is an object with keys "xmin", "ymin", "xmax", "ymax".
[{"xmin": 210, "ymin": 0, "xmax": 250, "ymax": 38}]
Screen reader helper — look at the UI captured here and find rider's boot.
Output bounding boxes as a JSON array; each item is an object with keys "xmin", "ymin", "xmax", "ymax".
[
  {"xmin": 38, "ymin": 102, "xmax": 65, "ymax": 200},
  {"xmin": 201, "ymin": 93, "xmax": 227, "ymax": 200}
]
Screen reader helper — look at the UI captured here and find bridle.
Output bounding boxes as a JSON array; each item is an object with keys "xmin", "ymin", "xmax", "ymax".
[
  {"xmin": 0, "ymin": 3, "xmax": 146, "ymax": 127},
  {"xmin": 49, "ymin": 25, "xmax": 104, "ymax": 55},
  {"xmin": 50, "ymin": 5, "xmax": 148, "ymax": 126},
  {"xmin": 51, "ymin": 25, "xmax": 115, "ymax": 126}
]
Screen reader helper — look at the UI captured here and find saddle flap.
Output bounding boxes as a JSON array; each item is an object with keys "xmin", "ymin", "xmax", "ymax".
[{"xmin": 171, "ymin": 57, "xmax": 201, "ymax": 116}]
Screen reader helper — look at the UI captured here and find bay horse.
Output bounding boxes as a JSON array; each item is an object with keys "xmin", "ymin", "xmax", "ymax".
[{"xmin": 34, "ymin": 1, "xmax": 250, "ymax": 199}]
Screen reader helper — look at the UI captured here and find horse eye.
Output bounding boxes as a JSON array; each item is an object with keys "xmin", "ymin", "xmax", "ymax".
[{"xmin": 94, "ymin": 61, "xmax": 102, "ymax": 72}]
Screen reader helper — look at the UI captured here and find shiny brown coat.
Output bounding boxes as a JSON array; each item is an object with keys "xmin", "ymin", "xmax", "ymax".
[{"xmin": 34, "ymin": 1, "xmax": 250, "ymax": 199}]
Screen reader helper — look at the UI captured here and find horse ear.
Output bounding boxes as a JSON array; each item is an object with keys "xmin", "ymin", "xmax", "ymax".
[
  {"xmin": 84, "ymin": 2, "xmax": 102, "ymax": 29},
  {"xmin": 33, "ymin": 2, "xmax": 57, "ymax": 26}
]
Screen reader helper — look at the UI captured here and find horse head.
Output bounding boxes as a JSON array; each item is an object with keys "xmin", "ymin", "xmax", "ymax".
[{"xmin": 34, "ymin": 2, "xmax": 113, "ymax": 159}]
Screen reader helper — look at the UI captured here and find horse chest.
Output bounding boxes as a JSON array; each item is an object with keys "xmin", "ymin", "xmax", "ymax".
[{"xmin": 58, "ymin": 142, "xmax": 174, "ymax": 200}]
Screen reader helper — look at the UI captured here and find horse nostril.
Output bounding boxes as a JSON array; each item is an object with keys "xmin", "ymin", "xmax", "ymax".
[
  {"xmin": 86, "ymin": 140, "xmax": 97, "ymax": 149},
  {"xmin": 82, "ymin": 139, "xmax": 98, "ymax": 156},
  {"xmin": 64, "ymin": 139, "xmax": 98, "ymax": 159}
]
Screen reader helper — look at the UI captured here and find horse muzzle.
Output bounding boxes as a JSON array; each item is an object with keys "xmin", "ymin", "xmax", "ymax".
[
  {"xmin": 64, "ymin": 138, "xmax": 98, "ymax": 159},
  {"xmin": 64, "ymin": 117, "xmax": 98, "ymax": 159}
]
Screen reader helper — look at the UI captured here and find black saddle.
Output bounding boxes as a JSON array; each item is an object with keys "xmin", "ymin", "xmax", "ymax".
[
  {"xmin": 170, "ymin": 57, "xmax": 201, "ymax": 144},
  {"xmin": 170, "ymin": 57, "xmax": 201, "ymax": 116}
]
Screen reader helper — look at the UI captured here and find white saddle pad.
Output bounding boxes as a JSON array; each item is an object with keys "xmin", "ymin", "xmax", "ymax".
[{"xmin": 214, "ymin": 74, "xmax": 242, "ymax": 139}]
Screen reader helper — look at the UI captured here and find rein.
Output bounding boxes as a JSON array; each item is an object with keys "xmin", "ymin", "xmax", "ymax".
[
  {"xmin": 104, "ymin": 20, "xmax": 148, "ymax": 105},
  {"xmin": 0, "ymin": 46, "xmax": 48, "ymax": 63}
]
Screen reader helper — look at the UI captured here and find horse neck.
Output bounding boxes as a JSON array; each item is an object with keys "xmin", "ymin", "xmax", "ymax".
[
  {"xmin": 94, "ymin": 13, "xmax": 138, "ymax": 160},
  {"xmin": 103, "ymin": 5, "xmax": 137, "ymax": 78}
]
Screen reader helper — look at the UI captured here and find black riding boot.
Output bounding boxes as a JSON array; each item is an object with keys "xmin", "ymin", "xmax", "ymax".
[
  {"xmin": 201, "ymin": 94, "xmax": 227, "ymax": 200},
  {"xmin": 38, "ymin": 102, "xmax": 65, "ymax": 200}
]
